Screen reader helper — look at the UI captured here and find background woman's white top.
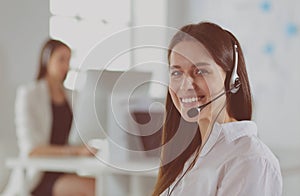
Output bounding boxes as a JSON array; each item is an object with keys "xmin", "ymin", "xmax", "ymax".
[
  {"xmin": 3, "ymin": 79, "xmax": 74, "ymax": 195},
  {"xmin": 161, "ymin": 121, "xmax": 282, "ymax": 196}
]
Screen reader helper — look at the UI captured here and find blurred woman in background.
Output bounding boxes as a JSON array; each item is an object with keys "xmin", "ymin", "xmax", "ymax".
[{"xmin": 4, "ymin": 39, "xmax": 95, "ymax": 196}]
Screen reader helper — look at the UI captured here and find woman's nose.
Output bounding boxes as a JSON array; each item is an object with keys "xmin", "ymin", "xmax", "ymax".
[{"xmin": 180, "ymin": 75, "xmax": 194, "ymax": 90}]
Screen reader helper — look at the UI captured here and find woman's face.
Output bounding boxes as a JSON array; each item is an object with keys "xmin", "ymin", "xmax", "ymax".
[
  {"xmin": 169, "ymin": 41, "xmax": 227, "ymax": 122},
  {"xmin": 47, "ymin": 46, "xmax": 71, "ymax": 82}
]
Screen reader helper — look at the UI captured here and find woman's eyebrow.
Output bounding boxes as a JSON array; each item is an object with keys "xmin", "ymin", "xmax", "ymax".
[
  {"xmin": 194, "ymin": 62, "xmax": 211, "ymax": 67},
  {"xmin": 170, "ymin": 65, "xmax": 181, "ymax": 69},
  {"xmin": 170, "ymin": 62, "xmax": 211, "ymax": 69}
]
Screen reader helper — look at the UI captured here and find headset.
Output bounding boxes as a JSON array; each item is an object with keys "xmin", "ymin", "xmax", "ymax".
[
  {"xmin": 41, "ymin": 46, "xmax": 52, "ymax": 68},
  {"xmin": 168, "ymin": 43, "xmax": 241, "ymax": 195},
  {"xmin": 229, "ymin": 44, "xmax": 241, "ymax": 93}
]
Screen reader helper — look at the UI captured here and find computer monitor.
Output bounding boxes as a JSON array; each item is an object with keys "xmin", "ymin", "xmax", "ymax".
[
  {"xmin": 131, "ymin": 109, "xmax": 164, "ymax": 158},
  {"xmin": 73, "ymin": 70, "xmax": 157, "ymax": 164},
  {"xmin": 70, "ymin": 69, "xmax": 152, "ymax": 152}
]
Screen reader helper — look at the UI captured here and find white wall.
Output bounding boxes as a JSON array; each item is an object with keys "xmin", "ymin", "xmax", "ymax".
[{"xmin": 0, "ymin": 0, "xmax": 50, "ymax": 191}]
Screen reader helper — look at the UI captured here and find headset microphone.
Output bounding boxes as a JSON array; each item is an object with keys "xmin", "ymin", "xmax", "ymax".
[
  {"xmin": 187, "ymin": 90, "xmax": 227, "ymax": 118},
  {"xmin": 187, "ymin": 44, "xmax": 241, "ymax": 118}
]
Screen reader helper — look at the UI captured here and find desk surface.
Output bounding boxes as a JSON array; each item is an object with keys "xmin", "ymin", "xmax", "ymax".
[
  {"xmin": 6, "ymin": 156, "xmax": 159, "ymax": 177},
  {"xmin": 7, "ymin": 148, "xmax": 300, "ymax": 176},
  {"xmin": 6, "ymin": 156, "xmax": 159, "ymax": 196}
]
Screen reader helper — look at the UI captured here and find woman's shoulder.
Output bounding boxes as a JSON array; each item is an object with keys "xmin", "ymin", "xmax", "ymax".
[
  {"xmin": 220, "ymin": 121, "xmax": 280, "ymax": 171},
  {"xmin": 17, "ymin": 79, "xmax": 47, "ymax": 96},
  {"xmin": 230, "ymin": 138, "xmax": 280, "ymax": 177},
  {"xmin": 234, "ymin": 136, "xmax": 279, "ymax": 166},
  {"xmin": 15, "ymin": 80, "xmax": 50, "ymax": 108}
]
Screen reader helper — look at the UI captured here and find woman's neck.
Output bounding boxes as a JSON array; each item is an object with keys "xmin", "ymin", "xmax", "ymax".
[
  {"xmin": 198, "ymin": 110, "xmax": 236, "ymax": 150},
  {"xmin": 46, "ymin": 76, "xmax": 66, "ymax": 105}
]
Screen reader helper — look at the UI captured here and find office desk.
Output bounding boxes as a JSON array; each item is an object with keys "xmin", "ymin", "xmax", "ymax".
[{"xmin": 6, "ymin": 156, "xmax": 159, "ymax": 196}]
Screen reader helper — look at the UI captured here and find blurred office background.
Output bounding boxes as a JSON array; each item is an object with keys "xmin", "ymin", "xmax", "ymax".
[{"xmin": 0, "ymin": 0, "xmax": 299, "ymax": 195}]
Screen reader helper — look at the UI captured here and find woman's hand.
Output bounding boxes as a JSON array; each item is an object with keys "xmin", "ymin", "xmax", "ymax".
[
  {"xmin": 29, "ymin": 145, "xmax": 98, "ymax": 157},
  {"xmin": 65, "ymin": 145, "xmax": 98, "ymax": 156},
  {"xmin": 75, "ymin": 145, "xmax": 98, "ymax": 156}
]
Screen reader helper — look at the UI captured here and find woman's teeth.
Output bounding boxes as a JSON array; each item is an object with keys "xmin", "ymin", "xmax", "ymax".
[{"xmin": 181, "ymin": 96, "xmax": 202, "ymax": 103}]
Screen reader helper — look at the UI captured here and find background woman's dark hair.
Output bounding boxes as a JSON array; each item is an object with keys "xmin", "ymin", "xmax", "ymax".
[
  {"xmin": 152, "ymin": 22, "xmax": 253, "ymax": 195},
  {"xmin": 36, "ymin": 39, "xmax": 70, "ymax": 80}
]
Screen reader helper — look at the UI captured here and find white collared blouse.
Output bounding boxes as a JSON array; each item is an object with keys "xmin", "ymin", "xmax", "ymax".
[{"xmin": 161, "ymin": 121, "xmax": 282, "ymax": 196}]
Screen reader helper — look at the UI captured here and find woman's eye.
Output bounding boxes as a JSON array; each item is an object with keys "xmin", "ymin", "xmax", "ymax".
[
  {"xmin": 195, "ymin": 69, "xmax": 208, "ymax": 75},
  {"xmin": 170, "ymin": 70, "xmax": 182, "ymax": 77}
]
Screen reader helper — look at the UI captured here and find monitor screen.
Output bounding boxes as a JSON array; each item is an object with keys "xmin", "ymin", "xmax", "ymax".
[{"xmin": 131, "ymin": 110, "xmax": 164, "ymax": 157}]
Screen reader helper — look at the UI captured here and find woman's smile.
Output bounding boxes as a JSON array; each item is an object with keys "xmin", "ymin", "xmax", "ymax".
[{"xmin": 179, "ymin": 95, "xmax": 206, "ymax": 108}]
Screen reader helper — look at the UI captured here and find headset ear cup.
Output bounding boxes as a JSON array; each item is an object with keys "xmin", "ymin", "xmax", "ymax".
[
  {"xmin": 234, "ymin": 78, "xmax": 241, "ymax": 92},
  {"xmin": 229, "ymin": 44, "xmax": 240, "ymax": 94},
  {"xmin": 230, "ymin": 77, "xmax": 240, "ymax": 94}
]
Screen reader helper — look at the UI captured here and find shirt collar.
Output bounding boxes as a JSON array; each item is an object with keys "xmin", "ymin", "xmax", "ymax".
[
  {"xmin": 199, "ymin": 122, "xmax": 222, "ymax": 157},
  {"xmin": 200, "ymin": 121, "xmax": 257, "ymax": 157}
]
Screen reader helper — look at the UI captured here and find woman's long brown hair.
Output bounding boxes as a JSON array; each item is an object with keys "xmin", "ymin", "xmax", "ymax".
[
  {"xmin": 36, "ymin": 39, "xmax": 70, "ymax": 80},
  {"xmin": 152, "ymin": 22, "xmax": 252, "ymax": 195}
]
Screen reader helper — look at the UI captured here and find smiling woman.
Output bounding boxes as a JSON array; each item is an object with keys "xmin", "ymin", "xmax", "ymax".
[{"xmin": 152, "ymin": 22, "xmax": 283, "ymax": 196}]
